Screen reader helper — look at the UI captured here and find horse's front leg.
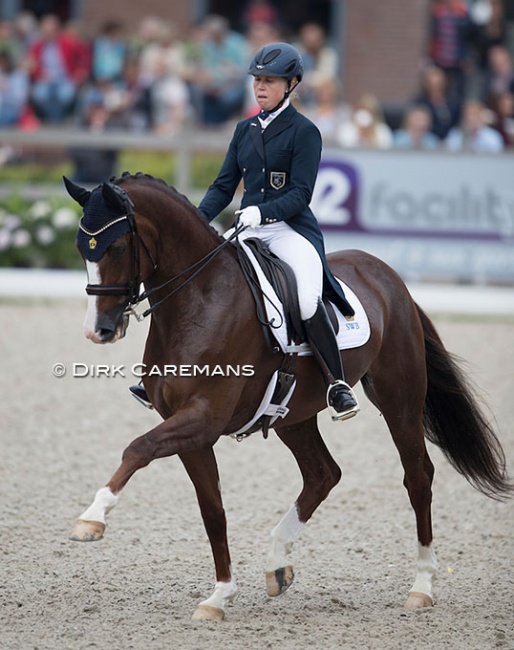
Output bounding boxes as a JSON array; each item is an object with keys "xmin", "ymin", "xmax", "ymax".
[
  {"xmin": 179, "ymin": 447, "xmax": 237, "ymax": 621},
  {"xmin": 268, "ymin": 416, "xmax": 342, "ymax": 597},
  {"xmin": 69, "ymin": 404, "xmax": 219, "ymax": 542}
]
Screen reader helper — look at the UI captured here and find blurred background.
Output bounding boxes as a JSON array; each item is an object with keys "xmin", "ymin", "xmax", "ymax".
[{"xmin": 0, "ymin": 0, "xmax": 513, "ymax": 295}]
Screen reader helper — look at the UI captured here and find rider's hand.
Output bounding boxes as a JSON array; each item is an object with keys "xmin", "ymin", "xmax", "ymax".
[{"xmin": 235, "ymin": 206, "xmax": 262, "ymax": 228}]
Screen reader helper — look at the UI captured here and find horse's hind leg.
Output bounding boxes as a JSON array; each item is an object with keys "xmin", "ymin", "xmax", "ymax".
[
  {"xmin": 269, "ymin": 415, "xmax": 342, "ymax": 596},
  {"xmin": 363, "ymin": 358, "xmax": 437, "ymax": 608}
]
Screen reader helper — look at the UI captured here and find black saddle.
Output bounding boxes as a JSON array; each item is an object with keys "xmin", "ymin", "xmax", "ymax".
[{"xmin": 237, "ymin": 237, "xmax": 339, "ymax": 351}]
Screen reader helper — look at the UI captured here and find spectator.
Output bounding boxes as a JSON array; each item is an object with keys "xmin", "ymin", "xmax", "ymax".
[
  {"xmin": 26, "ymin": 14, "xmax": 90, "ymax": 122},
  {"xmin": 490, "ymin": 91, "xmax": 514, "ymax": 148},
  {"xmin": 148, "ymin": 51, "xmax": 190, "ymax": 134},
  {"xmin": 414, "ymin": 65, "xmax": 460, "ymax": 140},
  {"xmin": 469, "ymin": 0, "xmax": 507, "ymax": 91},
  {"xmin": 0, "ymin": 50, "xmax": 29, "ymax": 126},
  {"xmin": 483, "ymin": 44, "xmax": 514, "ymax": 106},
  {"xmin": 242, "ymin": 19, "xmax": 282, "ymax": 117},
  {"xmin": 394, "ymin": 105, "xmax": 440, "ymax": 150},
  {"xmin": 446, "ymin": 98, "xmax": 504, "ymax": 152},
  {"xmin": 92, "ymin": 21, "xmax": 126, "ymax": 83},
  {"xmin": 0, "ymin": 20, "xmax": 18, "ymax": 61},
  {"xmin": 296, "ymin": 22, "xmax": 337, "ymax": 107},
  {"xmin": 241, "ymin": 0, "xmax": 280, "ymax": 28},
  {"xmin": 337, "ymin": 93, "xmax": 393, "ymax": 149},
  {"xmin": 428, "ymin": 0, "xmax": 473, "ymax": 107},
  {"xmin": 191, "ymin": 15, "xmax": 247, "ymax": 127},
  {"xmin": 68, "ymin": 94, "xmax": 118, "ymax": 183},
  {"xmin": 12, "ymin": 11, "xmax": 39, "ymax": 60},
  {"xmin": 303, "ymin": 79, "xmax": 350, "ymax": 143}
]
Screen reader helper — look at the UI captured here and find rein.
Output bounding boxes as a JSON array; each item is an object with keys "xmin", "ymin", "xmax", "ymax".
[{"xmin": 127, "ymin": 224, "xmax": 247, "ymax": 321}]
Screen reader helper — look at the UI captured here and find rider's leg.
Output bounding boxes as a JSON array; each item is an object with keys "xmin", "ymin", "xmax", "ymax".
[{"xmin": 262, "ymin": 223, "xmax": 359, "ymax": 421}]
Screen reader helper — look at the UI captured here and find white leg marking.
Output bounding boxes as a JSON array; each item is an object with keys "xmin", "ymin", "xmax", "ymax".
[
  {"xmin": 79, "ymin": 486, "xmax": 119, "ymax": 524},
  {"xmin": 409, "ymin": 543, "xmax": 438, "ymax": 598},
  {"xmin": 197, "ymin": 570, "xmax": 238, "ymax": 611},
  {"xmin": 266, "ymin": 504, "xmax": 305, "ymax": 572},
  {"xmin": 83, "ymin": 261, "xmax": 100, "ymax": 340}
]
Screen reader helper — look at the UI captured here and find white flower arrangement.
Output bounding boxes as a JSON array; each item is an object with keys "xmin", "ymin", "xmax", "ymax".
[{"xmin": 0, "ymin": 194, "xmax": 82, "ymax": 268}]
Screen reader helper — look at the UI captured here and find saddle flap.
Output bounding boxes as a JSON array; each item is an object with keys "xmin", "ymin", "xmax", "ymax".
[{"xmin": 239, "ymin": 237, "xmax": 304, "ymax": 345}]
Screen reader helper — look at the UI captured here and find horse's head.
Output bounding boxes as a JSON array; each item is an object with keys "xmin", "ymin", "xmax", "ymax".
[{"xmin": 64, "ymin": 176, "xmax": 145, "ymax": 344}]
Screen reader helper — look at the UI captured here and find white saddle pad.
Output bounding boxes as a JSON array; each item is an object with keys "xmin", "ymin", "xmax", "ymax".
[
  {"xmin": 227, "ymin": 242, "xmax": 370, "ymax": 439},
  {"xmin": 239, "ymin": 240, "xmax": 370, "ymax": 356}
]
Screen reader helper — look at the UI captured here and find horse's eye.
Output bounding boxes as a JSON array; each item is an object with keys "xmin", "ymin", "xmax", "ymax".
[{"xmin": 109, "ymin": 244, "xmax": 127, "ymax": 259}]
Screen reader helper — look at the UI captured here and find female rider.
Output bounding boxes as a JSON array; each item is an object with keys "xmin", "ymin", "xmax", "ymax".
[{"xmin": 198, "ymin": 42, "xmax": 359, "ymax": 421}]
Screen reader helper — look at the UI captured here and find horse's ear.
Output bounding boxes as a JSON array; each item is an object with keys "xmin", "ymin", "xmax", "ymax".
[
  {"xmin": 63, "ymin": 176, "xmax": 91, "ymax": 206},
  {"xmin": 102, "ymin": 181, "xmax": 129, "ymax": 213}
]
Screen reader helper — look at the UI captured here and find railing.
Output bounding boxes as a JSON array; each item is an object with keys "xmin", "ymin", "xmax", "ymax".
[{"xmin": 0, "ymin": 126, "xmax": 232, "ymax": 197}]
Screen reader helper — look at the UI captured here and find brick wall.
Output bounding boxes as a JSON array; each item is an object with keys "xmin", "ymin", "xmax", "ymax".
[
  {"xmin": 81, "ymin": 1, "xmax": 193, "ymax": 37},
  {"xmin": 343, "ymin": 0, "xmax": 430, "ymax": 105}
]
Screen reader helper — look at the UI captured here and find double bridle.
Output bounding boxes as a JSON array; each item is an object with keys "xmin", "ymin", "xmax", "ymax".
[{"xmin": 81, "ymin": 198, "xmax": 245, "ymax": 322}]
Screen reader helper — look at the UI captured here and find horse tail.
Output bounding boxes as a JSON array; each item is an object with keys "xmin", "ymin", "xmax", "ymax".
[{"xmin": 416, "ymin": 304, "xmax": 513, "ymax": 500}]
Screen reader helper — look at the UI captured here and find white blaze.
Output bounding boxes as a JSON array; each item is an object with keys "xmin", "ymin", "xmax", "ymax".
[{"xmin": 84, "ymin": 261, "xmax": 100, "ymax": 340}]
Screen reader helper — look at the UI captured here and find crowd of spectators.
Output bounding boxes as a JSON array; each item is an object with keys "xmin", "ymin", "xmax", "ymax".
[{"xmin": 0, "ymin": 0, "xmax": 513, "ymax": 177}]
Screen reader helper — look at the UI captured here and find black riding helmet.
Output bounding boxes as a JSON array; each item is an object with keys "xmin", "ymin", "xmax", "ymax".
[
  {"xmin": 248, "ymin": 42, "xmax": 304, "ymax": 82},
  {"xmin": 249, "ymin": 42, "xmax": 304, "ymax": 112}
]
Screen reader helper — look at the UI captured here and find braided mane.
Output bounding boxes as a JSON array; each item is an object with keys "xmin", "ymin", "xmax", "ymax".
[{"xmin": 113, "ymin": 171, "xmax": 224, "ymax": 241}]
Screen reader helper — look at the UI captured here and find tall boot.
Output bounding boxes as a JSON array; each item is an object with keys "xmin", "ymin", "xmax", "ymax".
[{"xmin": 303, "ymin": 300, "xmax": 360, "ymax": 421}]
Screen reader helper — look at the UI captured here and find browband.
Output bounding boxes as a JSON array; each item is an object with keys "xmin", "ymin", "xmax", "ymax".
[{"xmin": 79, "ymin": 215, "xmax": 129, "ymax": 237}]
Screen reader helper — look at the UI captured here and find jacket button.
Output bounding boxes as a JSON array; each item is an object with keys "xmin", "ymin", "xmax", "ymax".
[
  {"xmin": 262, "ymin": 168, "xmax": 265, "ymax": 172},
  {"xmin": 260, "ymin": 188, "xmax": 264, "ymax": 193}
]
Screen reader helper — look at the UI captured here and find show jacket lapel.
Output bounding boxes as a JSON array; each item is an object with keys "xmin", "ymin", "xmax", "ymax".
[{"xmin": 262, "ymin": 104, "xmax": 296, "ymax": 144}]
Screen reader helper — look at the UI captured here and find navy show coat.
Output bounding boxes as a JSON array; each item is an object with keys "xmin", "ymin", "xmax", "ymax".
[{"xmin": 198, "ymin": 103, "xmax": 354, "ymax": 317}]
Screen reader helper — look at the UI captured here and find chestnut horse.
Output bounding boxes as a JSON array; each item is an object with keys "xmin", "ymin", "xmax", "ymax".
[{"xmin": 64, "ymin": 173, "xmax": 512, "ymax": 621}]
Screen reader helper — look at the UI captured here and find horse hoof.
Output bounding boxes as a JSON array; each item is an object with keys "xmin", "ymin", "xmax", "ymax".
[
  {"xmin": 69, "ymin": 519, "xmax": 105, "ymax": 542},
  {"xmin": 191, "ymin": 605, "xmax": 225, "ymax": 621},
  {"xmin": 405, "ymin": 591, "xmax": 433, "ymax": 609},
  {"xmin": 266, "ymin": 566, "xmax": 294, "ymax": 597}
]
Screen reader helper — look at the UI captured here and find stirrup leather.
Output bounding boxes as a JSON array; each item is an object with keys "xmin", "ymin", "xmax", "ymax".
[{"xmin": 326, "ymin": 380, "xmax": 360, "ymax": 422}]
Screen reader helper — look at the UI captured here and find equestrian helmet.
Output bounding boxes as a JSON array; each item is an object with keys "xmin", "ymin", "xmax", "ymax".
[{"xmin": 248, "ymin": 42, "xmax": 304, "ymax": 82}]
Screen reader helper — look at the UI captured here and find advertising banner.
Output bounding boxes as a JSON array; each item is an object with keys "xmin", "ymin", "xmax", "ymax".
[{"xmin": 313, "ymin": 149, "xmax": 514, "ymax": 284}]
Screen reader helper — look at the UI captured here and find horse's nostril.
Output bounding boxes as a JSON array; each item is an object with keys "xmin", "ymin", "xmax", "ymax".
[{"xmin": 98, "ymin": 328, "xmax": 115, "ymax": 341}]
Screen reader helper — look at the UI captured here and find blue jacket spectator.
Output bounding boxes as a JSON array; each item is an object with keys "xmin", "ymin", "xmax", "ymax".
[{"xmin": 446, "ymin": 99, "xmax": 504, "ymax": 152}]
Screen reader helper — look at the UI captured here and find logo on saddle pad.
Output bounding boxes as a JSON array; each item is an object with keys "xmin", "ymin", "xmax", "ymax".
[{"xmin": 270, "ymin": 171, "xmax": 286, "ymax": 190}]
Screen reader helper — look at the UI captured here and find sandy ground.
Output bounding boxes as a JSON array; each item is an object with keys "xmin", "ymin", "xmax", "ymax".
[{"xmin": 0, "ymin": 298, "xmax": 513, "ymax": 650}]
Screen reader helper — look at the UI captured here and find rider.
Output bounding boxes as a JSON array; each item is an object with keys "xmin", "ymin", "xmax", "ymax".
[{"xmin": 131, "ymin": 42, "xmax": 359, "ymax": 421}]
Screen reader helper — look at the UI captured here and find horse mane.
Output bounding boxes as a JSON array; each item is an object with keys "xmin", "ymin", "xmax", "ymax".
[{"xmin": 113, "ymin": 171, "xmax": 224, "ymax": 242}]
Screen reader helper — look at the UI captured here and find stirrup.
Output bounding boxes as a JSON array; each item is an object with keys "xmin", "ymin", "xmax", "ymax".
[
  {"xmin": 326, "ymin": 380, "xmax": 360, "ymax": 422},
  {"xmin": 129, "ymin": 384, "xmax": 154, "ymax": 410}
]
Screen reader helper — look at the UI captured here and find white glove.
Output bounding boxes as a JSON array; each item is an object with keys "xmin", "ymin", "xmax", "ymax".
[{"xmin": 236, "ymin": 205, "xmax": 262, "ymax": 228}]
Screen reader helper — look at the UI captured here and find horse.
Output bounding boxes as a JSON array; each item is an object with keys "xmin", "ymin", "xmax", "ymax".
[{"xmin": 64, "ymin": 172, "xmax": 512, "ymax": 621}]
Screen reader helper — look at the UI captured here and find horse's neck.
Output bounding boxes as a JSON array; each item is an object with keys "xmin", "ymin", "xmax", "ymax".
[{"xmin": 140, "ymin": 196, "xmax": 235, "ymax": 310}]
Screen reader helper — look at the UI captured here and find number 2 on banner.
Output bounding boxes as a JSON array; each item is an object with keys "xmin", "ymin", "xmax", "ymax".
[{"xmin": 311, "ymin": 167, "xmax": 352, "ymax": 226}]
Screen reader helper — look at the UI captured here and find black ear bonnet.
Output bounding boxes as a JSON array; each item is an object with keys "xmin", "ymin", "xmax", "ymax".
[{"xmin": 64, "ymin": 177, "xmax": 134, "ymax": 262}]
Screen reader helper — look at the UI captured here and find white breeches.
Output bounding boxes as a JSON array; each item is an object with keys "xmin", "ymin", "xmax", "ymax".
[{"xmin": 227, "ymin": 221, "xmax": 323, "ymax": 320}]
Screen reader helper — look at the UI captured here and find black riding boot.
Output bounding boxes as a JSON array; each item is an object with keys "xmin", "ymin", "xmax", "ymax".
[
  {"xmin": 303, "ymin": 300, "xmax": 360, "ymax": 421},
  {"xmin": 129, "ymin": 382, "xmax": 153, "ymax": 409}
]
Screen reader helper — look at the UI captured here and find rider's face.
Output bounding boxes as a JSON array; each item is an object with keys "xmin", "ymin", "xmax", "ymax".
[{"xmin": 253, "ymin": 76, "xmax": 289, "ymax": 112}]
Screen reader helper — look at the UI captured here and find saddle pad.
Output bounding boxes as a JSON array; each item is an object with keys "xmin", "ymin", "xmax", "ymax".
[{"xmin": 239, "ymin": 240, "xmax": 370, "ymax": 355}]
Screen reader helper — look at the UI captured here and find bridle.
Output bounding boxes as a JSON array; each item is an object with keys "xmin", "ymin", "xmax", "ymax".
[{"xmin": 81, "ymin": 191, "xmax": 245, "ymax": 322}]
